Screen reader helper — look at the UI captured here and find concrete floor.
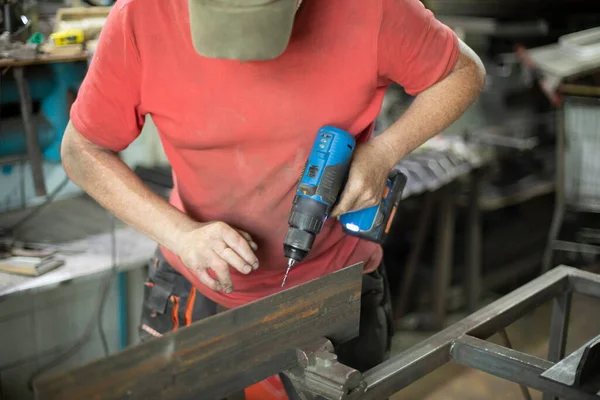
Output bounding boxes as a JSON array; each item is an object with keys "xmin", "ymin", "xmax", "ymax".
[{"xmin": 389, "ymin": 293, "xmax": 600, "ymax": 399}]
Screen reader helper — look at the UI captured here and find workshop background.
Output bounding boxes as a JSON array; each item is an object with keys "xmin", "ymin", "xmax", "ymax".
[{"xmin": 1, "ymin": 0, "xmax": 600, "ymax": 399}]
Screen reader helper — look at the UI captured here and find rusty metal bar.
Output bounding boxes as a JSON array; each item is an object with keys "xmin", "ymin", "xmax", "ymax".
[{"xmin": 34, "ymin": 263, "xmax": 364, "ymax": 400}]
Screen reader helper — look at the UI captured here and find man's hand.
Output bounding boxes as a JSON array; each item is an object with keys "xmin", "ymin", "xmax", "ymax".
[
  {"xmin": 331, "ymin": 140, "xmax": 396, "ymax": 217},
  {"xmin": 174, "ymin": 221, "xmax": 259, "ymax": 294}
]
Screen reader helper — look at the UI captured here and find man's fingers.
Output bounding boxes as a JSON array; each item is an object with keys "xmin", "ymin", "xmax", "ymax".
[
  {"xmin": 236, "ymin": 229, "xmax": 253, "ymax": 242},
  {"xmin": 352, "ymin": 191, "xmax": 380, "ymax": 211},
  {"xmin": 236, "ymin": 229, "xmax": 258, "ymax": 252},
  {"xmin": 220, "ymin": 246, "xmax": 252, "ymax": 275},
  {"xmin": 209, "ymin": 255, "xmax": 234, "ymax": 293},
  {"xmin": 197, "ymin": 268, "xmax": 221, "ymax": 292},
  {"xmin": 331, "ymin": 188, "xmax": 359, "ymax": 217},
  {"xmin": 223, "ymin": 227, "xmax": 259, "ymax": 270}
]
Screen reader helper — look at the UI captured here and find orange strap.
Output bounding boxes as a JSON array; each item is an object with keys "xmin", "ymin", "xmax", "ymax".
[
  {"xmin": 385, "ymin": 206, "xmax": 398, "ymax": 234},
  {"xmin": 185, "ymin": 288, "xmax": 197, "ymax": 326},
  {"xmin": 170, "ymin": 295, "xmax": 180, "ymax": 330}
]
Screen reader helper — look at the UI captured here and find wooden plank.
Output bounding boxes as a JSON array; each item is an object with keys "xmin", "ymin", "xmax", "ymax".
[{"xmin": 34, "ymin": 263, "xmax": 363, "ymax": 400}]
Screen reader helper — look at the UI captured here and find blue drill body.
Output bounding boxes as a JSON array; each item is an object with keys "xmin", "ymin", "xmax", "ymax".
[
  {"xmin": 283, "ymin": 126, "xmax": 406, "ymax": 270},
  {"xmin": 296, "ymin": 126, "xmax": 355, "ymax": 206}
]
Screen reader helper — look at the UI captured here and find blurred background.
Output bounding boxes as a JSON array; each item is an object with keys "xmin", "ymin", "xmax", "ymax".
[{"xmin": 0, "ymin": 0, "xmax": 600, "ymax": 399}]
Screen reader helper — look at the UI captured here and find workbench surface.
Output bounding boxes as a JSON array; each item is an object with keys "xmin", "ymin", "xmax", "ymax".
[
  {"xmin": 0, "ymin": 195, "xmax": 156, "ymax": 299},
  {"xmin": 0, "ymin": 227, "xmax": 155, "ymax": 298}
]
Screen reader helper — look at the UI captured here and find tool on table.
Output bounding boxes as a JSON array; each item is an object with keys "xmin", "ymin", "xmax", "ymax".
[
  {"xmin": 282, "ymin": 126, "xmax": 406, "ymax": 287},
  {"xmin": 50, "ymin": 28, "xmax": 84, "ymax": 46}
]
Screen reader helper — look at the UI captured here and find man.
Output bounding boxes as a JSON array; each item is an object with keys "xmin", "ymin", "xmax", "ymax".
[{"xmin": 62, "ymin": 0, "xmax": 484, "ymax": 387}]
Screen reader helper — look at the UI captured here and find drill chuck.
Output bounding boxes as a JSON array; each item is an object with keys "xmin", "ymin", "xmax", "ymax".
[
  {"xmin": 283, "ymin": 228, "xmax": 313, "ymax": 262},
  {"xmin": 284, "ymin": 195, "xmax": 330, "ymax": 262}
]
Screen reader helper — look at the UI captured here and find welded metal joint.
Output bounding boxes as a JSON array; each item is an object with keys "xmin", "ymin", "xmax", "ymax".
[{"xmin": 284, "ymin": 338, "xmax": 366, "ymax": 400}]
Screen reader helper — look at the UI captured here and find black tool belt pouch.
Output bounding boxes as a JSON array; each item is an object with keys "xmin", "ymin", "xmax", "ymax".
[
  {"xmin": 335, "ymin": 263, "xmax": 394, "ymax": 372},
  {"xmin": 139, "ymin": 249, "xmax": 190, "ymax": 341}
]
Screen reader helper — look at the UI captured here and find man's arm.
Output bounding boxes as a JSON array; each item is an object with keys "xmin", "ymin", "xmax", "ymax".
[
  {"xmin": 375, "ymin": 40, "xmax": 485, "ymax": 166},
  {"xmin": 62, "ymin": 124, "xmax": 259, "ymax": 294},
  {"xmin": 61, "ymin": 122, "xmax": 198, "ymax": 253},
  {"xmin": 332, "ymin": 39, "xmax": 485, "ymax": 216}
]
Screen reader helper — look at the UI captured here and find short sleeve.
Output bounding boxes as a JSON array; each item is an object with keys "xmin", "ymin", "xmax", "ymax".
[
  {"xmin": 70, "ymin": 2, "xmax": 144, "ymax": 152},
  {"xmin": 378, "ymin": 0, "xmax": 459, "ymax": 96}
]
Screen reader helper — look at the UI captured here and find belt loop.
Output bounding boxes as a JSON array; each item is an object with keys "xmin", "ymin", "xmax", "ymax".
[
  {"xmin": 185, "ymin": 288, "xmax": 197, "ymax": 326},
  {"xmin": 170, "ymin": 296, "xmax": 180, "ymax": 330}
]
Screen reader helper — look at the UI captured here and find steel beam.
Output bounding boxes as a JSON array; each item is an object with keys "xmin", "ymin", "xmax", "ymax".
[
  {"xmin": 450, "ymin": 335, "xmax": 598, "ymax": 400},
  {"xmin": 34, "ymin": 263, "xmax": 363, "ymax": 400}
]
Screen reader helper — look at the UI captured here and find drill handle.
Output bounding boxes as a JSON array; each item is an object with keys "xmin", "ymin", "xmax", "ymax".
[{"xmin": 339, "ymin": 170, "xmax": 407, "ymax": 244}]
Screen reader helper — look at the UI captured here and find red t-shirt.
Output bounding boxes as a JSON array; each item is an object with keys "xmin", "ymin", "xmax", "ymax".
[{"xmin": 71, "ymin": 0, "xmax": 458, "ymax": 308}]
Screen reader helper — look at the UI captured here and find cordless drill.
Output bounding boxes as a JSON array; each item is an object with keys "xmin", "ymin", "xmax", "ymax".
[{"xmin": 282, "ymin": 126, "xmax": 406, "ymax": 286}]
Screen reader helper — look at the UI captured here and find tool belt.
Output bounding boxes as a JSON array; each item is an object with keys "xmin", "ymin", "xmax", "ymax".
[{"xmin": 138, "ymin": 248, "xmax": 224, "ymax": 341}]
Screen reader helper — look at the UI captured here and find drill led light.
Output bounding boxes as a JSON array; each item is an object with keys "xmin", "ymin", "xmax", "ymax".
[{"xmin": 345, "ymin": 223, "xmax": 360, "ymax": 232}]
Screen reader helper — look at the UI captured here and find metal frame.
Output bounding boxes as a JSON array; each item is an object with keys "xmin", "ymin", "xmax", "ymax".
[
  {"xmin": 34, "ymin": 265, "xmax": 600, "ymax": 400},
  {"xmin": 361, "ymin": 265, "xmax": 600, "ymax": 399}
]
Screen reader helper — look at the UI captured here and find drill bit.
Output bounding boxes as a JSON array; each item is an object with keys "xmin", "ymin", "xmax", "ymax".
[{"xmin": 281, "ymin": 258, "xmax": 296, "ymax": 287}]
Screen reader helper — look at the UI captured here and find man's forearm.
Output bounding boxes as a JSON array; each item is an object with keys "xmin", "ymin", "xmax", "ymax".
[
  {"xmin": 373, "ymin": 40, "xmax": 486, "ymax": 169},
  {"xmin": 61, "ymin": 122, "xmax": 197, "ymax": 253}
]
